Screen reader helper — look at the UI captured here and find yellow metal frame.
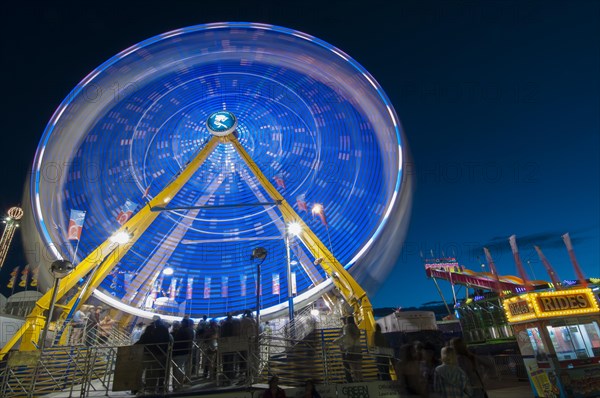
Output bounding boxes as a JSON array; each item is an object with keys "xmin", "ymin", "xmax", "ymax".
[
  {"xmin": 1, "ymin": 132, "xmax": 376, "ymax": 359},
  {"xmin": 229, "ymin": 137, "xmax": 376, "ymax": 345}
]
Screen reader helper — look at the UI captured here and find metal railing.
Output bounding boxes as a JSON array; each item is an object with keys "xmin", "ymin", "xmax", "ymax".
[
  {"xmin": 280, "ymin": 306, "xmax": 317, "ymax": 342},
  {"xmin": 39, "ymin": 319, "xmax": 132, "ymax": 349},
  {"xmin": 0, "ymin": 329, "xmax": 395, "ymax": 397},
  {"xmin": 1, "ymin": 345, "xmax": 119, "ymax": 397},
  {"xmin": 1, "ymin": 321, "xmax": 528, "ymax": 397}
]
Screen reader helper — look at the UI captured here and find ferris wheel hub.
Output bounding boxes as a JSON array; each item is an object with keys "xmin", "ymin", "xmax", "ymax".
[{"xmin": 206, "ymin": 110, "xmax": 238, "ymax": 136}]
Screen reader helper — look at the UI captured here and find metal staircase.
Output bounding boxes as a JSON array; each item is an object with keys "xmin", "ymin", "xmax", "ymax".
[{"xmin": 258, "ymin": 327, "xmax": 381, "ymax": 386}]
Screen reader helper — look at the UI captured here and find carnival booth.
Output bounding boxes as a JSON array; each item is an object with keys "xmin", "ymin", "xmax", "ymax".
[{"xmin": 503, "ymin": 288, "xmax": 600, "ymax": 397}]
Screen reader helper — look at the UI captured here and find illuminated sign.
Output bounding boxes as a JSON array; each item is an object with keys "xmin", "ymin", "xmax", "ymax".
[
  {"xmin": 536, "ymin": 293, "xmax": 592, "ymax": 313},
  {"xmin": 504, "ymin": 288, "xmax": 600, "ymax": 323},
  {"xmin": 507, "ymin": 299, "xmax": 534, "ymax": 317},
  {"xmin": 424, "ymin": 259, "xmax": 459, "ymax": 270}
]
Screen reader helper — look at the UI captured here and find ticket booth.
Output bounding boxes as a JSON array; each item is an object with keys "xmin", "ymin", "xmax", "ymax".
[{"xmin": 503, "ymin": 288, "xmax": 600, "ymax": 397}]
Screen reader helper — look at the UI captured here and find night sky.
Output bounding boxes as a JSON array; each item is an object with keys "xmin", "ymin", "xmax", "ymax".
[{"xmin": 0, "ymin": 2, "xmax": 598, "ymax": 310}]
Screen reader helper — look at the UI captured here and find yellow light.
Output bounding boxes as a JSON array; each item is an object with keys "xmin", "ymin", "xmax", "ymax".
[{"xmin": 311, "ymin": 203, "xmax": 323, "ymax": 215}]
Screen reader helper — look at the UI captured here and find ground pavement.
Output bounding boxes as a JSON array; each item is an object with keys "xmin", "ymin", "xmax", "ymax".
[{"xmin": 45, "ymin": 380, "xmax": 534, "ymax": 397}]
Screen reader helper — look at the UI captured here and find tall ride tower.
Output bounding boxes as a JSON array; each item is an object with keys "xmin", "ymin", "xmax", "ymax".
[{"xmin": 0, "ymin": 207, "xmax": 23, "ymax": 270}]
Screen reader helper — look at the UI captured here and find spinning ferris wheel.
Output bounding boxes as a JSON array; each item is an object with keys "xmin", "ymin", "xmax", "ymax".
[{"xmin": 6, "ymin": 23, "xmax": 411, "ymax": 354}]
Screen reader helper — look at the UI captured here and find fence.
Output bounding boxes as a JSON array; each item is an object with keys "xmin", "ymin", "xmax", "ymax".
[
  {"xmin": 0, "ymin": 319, "xmax": 529, "ymax": 397},
  {"xmin": 0, "ymin": 330, "xmax": 396, "ymax": 397}
]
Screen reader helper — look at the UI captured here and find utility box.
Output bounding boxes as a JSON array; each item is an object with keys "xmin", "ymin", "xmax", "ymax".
[{"xmin": 112, "ymin": 345, "xmax": 144, "ymax": 391}]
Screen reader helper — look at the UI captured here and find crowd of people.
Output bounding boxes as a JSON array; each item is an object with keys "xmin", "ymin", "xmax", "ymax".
[
  {"xmin": 332, "ymin": 315, "xmax": 491, "ymax": 398},
  {"xmin": 69, "ymin": 307, "xmax": 491, "ymax": 397},
  {"xmin": 130, "ymin": 310, "xmax": 258, "ymax": 394},
  {"xmin": 391, "ymin": 337, "xmax": 492, "ymax": 398}
]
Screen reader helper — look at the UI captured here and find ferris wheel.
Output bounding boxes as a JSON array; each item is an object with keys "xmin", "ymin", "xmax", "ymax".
[{"xmin": 22, "ymin": 23, "xmax": 410, "ymax": 330}]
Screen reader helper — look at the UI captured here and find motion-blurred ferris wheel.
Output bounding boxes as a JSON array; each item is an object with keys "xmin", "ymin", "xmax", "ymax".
[{"xmin": 24, "ymin": 23, "xmax": 411, "ymax": 323}]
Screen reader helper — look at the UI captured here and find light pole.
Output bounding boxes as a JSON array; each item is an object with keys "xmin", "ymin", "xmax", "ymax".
[
  {"xmin": 251, "ymin": 247, "xmax": 267, "ymax": 335},
  {"xmin": 39, "ymin": 259, "xmax": 74, "ymax": 350},
  {"xmin": 286, "ymin": 222, "xmax": 302, "ymax": 321}
]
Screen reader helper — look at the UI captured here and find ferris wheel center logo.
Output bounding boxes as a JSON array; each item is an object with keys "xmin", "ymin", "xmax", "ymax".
[{"xmin": 207, "ymin": 111, "xmax": 238, "ymax": 136}]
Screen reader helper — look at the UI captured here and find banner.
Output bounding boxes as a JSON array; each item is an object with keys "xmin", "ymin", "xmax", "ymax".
[
  {"xmin": 149, "ymin": 279, "xmax": 158, "ymax": 302},
  {"xmin": 30, "ymin": 266, "xmax": 38, "ymax": 287},
  {"xmin": 18, "ymin": 265, "xmax": 30, "ymax": 288},
  {"xmin": 274, "ymin": 174, "xmax": 286, "ymax": 189},
  {"xmin": 117, "ymin": 199, "xmax": 137, "ymax": 225},
  {"xmin": 157, "ymin": 276, "xmax": 164, "ymax": 297},
  {"xmin": 169, "ymin": 277, "xmax": 177, "ymax": 300},
  {"xmin": 203, "ymin": 277, "xmax": 211, "ymax": 299},
  {"xmin": 296, "ymin": 194, "xmax": 308, "ymax": 212},
  {"xmin": 240, "ymin": 274, "xmax": 247, "ymax": 297},
  {"xmin": 186, "ymin": 277, "xmax": 194, "ymax": 300},
  {"xmin": 272, "ymin": 273, "xmax": 280, "ymax": 295},
  {"xmin": 7, "ymin": 266, "xmax": 18, "ymax": 289},
  {"xmin": 67, "ymin": 209, "xmax": 86, "ymax": 240},
  {"xmin": 221, "ymin": 276, "xmax": 229, "ymax": 298},
  {"xmin": 291, "ymin": 272, "xmax": 297, "ymax": 295},
  {"xmin": 124, "ymin": 273, "xmax": 133, "ymax": 292},
  {"xmin": 142, "ymin": 179, "xmax": 153, "ymax": 199}
]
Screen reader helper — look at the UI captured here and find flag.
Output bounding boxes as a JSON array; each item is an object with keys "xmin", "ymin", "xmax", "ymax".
[
  {"xmin": 508, "ymin": 235, "xmax": 532, "ymax": 291},
  {"xmin": 175, "ymin": 279, "xmax": 182, "ymax": 298},
  {"xmin": 186, "ymin": 277, "xmax": 194, "ymax": 300},
  {"xmin": 274, "ymin": 174, "xmax": 286, "ymax": 189},
  {"xmin": 291, "ymin": 272, "xmax": 297, "ymax": 295},
  {"xmin": 149, "ymin": 279, "xmax": 158, "ymax": 301},
  {"xmin": 157, "ymin": 276, "xmax": 165, "ymax": 296},
  {"xmin": 240, "ymin": 274, "xmax": 247, "ymax": 297},
  {"xmin": 203, "ymin": 277, "xmax": 211, "ymax": 299},
  {"xmin": 67, "ymin": 210, "xmax": 86, "ymax": 240},
  {"xmin": 272, "ymin": 273, "xmax": 280, "ymax": 295},
  {"xmin": 221, "ymin": 276, "xmax": 229, "ymax": 298},
  {"xmin": 109, "ymin": 270, "xmax": 117, "ymax": 290},
  {"xmin": 124, "ymin": 272, "xmax": 133, "ymax": 291},
  {"xmin": 7, "ymin": 266, "xmax": 18, "ymax": 289},
  {"xmin": 142, "ymin": 180, "xmax": 153, "ymax": 199},
  {"xmin": 117, "ymin": 199, "xmax": 137, "ymax": 225},
  {"xmin": 30, "ymin": 266, "xmax": 38, "ymax": 287},
  {"xmin": 169, "ymin": 277, "xmax": 178, "ymax": 300},
  {"xmin": 562, "ymin": 233, "xmax": 587, "ymax": 287},
  {"xmin": 18, "ymin": 265, "xmax": 30, "ymax": 288},
  {"xmin": 296, "ymin": 194, "xmax": 308, "ymax": 212}
]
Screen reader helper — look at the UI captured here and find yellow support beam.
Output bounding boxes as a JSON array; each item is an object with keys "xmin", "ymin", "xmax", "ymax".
[
  {"xmin": 1, "ymin": 127, "xmax": 377, "ymax": 359},
  {"xmin": 228, "ymin": 136, "xmax": 377, "ymax": 346},
  {"xmin": 0, "ymin": 137, "xmax": 219, "ymax": 359}
]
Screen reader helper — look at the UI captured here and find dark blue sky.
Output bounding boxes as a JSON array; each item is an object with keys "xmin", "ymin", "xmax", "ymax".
[{"xmin": 0, "ymin": 1, "xmax": 598, "ymax": 308}]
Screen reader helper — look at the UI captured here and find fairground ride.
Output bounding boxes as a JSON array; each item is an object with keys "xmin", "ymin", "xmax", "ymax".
[{"xmin": 2, "ymin": 23, "xmax": 412, "ymax": 358}]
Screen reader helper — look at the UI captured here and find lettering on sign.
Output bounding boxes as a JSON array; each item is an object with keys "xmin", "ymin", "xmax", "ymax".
[
  {"xmin": 537, "ymin": 294, "xmax": 590, "ymax": 313},
  {"xmin": 508, "ymin": 300, "xmax": 532, "ymax": 316},
  {"xmin": 340, "ymin": 385, "xmax": 370, "ymax": 398}
]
